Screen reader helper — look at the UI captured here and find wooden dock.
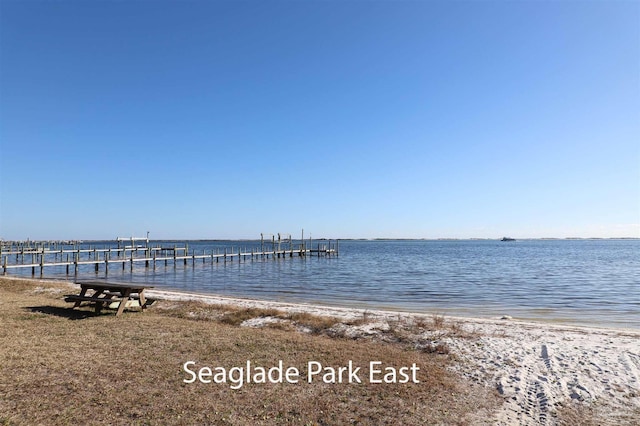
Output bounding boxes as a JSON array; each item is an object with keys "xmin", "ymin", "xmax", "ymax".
[{"xmin": 1, "ymin": 239, "xmax": 338, "ymax": 276}]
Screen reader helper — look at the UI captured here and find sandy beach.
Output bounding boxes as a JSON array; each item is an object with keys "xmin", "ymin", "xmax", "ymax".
[{"xmin": 148, "ymin": 288, "xmax": 640, "ymax": 425}]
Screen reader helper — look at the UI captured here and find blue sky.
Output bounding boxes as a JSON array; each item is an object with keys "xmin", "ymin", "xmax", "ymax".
[{"xmin": 1, "ymin": 0, "xmax": 638, "ymax": 240}]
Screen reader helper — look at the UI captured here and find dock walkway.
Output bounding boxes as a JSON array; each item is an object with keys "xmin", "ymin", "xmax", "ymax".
[{"xmin": 1, "ymin": 239, "xmax": 338, "ymax": 276}]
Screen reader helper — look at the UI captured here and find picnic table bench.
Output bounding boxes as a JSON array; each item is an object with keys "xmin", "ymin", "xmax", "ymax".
[{"xmin": 65, "ymin": 282, "xmax": 154, "ymax": 317}]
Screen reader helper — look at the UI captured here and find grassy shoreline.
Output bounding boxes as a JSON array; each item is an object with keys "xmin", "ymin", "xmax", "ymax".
[
  {"xmin": 3, "ymin": 276, "xmax": 638, "ymax": 425},
  {"xmin": 0, "ymin": 276, "xmax": 498, "ymax": 425}
]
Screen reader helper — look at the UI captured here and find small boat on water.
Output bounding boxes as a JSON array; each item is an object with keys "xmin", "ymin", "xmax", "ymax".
[{"xmin": 501, "ymin": 237, "xmax": 516, "ymax": 242}]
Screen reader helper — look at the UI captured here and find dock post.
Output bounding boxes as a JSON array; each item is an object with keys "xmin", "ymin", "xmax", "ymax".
[{"xmin": 3, "ymin": 255, "xmax": 7, "ymax": 274}]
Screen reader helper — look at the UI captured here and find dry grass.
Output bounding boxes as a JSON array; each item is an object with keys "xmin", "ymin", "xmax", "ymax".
[
  {"xmin": 162, "ymin": 303, "xmax": 342, "ymax": 333},
  {"xmin": 432, "ymin": 313, "xmax": 446, "ymax": 329},
  {"xmin": 285, "ymin": 312, "xmax": 341, "ymax": 333},
  {"xmin": 421, "ymin": 343, "xmax": 451, "ymax": 355},
  {"xmin": 0, "ymin": 277, "xmax": 500, "ymax": 425}
]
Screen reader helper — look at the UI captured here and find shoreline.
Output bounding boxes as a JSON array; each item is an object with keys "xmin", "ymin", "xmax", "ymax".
[
  {"xmin": 24, "ymin": 274, "xmax": 640, "ymax": 331},
  {"xmin": 9, "ymin": 275, "xmax": 637, "ymax": 332},
  {"xmin": 5, "ymin": 276, "xmax": 640, "ymax": 424},
  {"xmin": 147, "ymin": 287, "xmax": 640, "ymax": 334}
]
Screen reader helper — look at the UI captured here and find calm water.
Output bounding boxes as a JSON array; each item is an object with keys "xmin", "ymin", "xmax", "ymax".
[{"xmin": 9, "ymin": 239, "xmax": 640, "ymax": 329}]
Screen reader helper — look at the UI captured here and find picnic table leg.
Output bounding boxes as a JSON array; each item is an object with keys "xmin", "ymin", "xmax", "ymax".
[
  {"xmin": 115, "ymin": 289, "xmax": 132, "ymax": 317},
  {"xmin": 73, "ymin": 286, "xmax": 89, "ymax": 308},
  {"xmin": 138, "ymin": 290, "xmax": 147, "ymax": 312},
  {"xmin": 92, "ymin": 289, "xmax": 107, "ymax": 313}
]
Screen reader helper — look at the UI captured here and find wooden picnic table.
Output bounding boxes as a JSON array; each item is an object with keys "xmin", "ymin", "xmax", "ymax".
[{"xmin": 65, "ymin": 281, "xmax": 153, "ymax": 317}]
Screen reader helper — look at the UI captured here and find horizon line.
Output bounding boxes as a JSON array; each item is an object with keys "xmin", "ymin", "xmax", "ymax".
[{"xmin": 1, "ymin": 236, "xmax": 639, "ymax": 243}]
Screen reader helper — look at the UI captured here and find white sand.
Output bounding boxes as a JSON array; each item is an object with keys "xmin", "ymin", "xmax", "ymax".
[
  {"xmin": 148, "ymin": 289, "xmax": 640, "ymax": 425},
  {"xmin": 438, "ymin": 318, "xmax": 639, "ymax": 425}
]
